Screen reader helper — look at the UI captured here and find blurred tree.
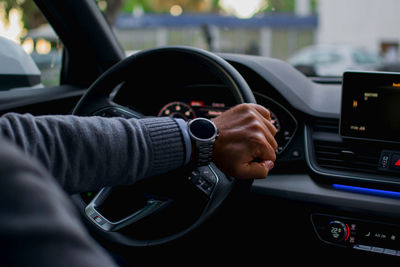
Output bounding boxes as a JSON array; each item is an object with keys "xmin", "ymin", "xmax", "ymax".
[
  {"xmin": 121, "ymin": 0, "xmax": 154, "ymax": 13},
  {"xmin": 151, "ymin": 0, "xmax": 217, "ymax": 13},
  {"xmin": 264, "ymin": 0, "xmax": 295, "ymax": 12},
  {"xmin": 101, "ymin": 0, "xmax": 123, "ymax": 23},
  {"xmin": 121, "ymin": 0, "xmax": 219, "ymax": 13},
  {"xmin": 1, "ymin": 0, "xmax": 317, "ymax": 32},
  {"xmin": 0, "ymin": 0, "xmax": 128, "ymax": 30},
  {"xmin": 263, "ymin": 0, "xmax": 317, "ymax": 13},
  {"xmin": 1, "ymin": 0, "xmax": 45, "ymax": 29}
]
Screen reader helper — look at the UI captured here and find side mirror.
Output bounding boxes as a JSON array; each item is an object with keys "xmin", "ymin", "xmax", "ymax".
[{"xmin": 0, "ymin": 36, "xmax": 41, "ymax": 91}]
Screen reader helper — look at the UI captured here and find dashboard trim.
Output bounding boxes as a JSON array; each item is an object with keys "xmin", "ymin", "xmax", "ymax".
[
  {"xmin": 220, "ymin": 53, "xmax": 341, "ymax": 118},
  {"xmin": 251, "ymin": 173, "xmax": 400, "ymax": 219},
  {"xmin": 304, "ymin": 125, "xmax": 400, "ymax": 188}
]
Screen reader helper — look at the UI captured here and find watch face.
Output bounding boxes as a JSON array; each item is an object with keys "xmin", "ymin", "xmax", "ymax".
[{"xmin": 190, "ymin": 118, "xmax": 217, "ymax": 140}]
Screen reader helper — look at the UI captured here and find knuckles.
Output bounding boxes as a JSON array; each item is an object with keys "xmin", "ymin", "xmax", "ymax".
[
  {"xmin": 247, "ymin": 118, "xmax": 266, "ymax": 133},
  {"xmin": 236, "ymin": 103, "xmax": 271, "ymax": 118},
  {"xmin": 220, "ymin": 103, "xmax": 278, "ymax": 155}
]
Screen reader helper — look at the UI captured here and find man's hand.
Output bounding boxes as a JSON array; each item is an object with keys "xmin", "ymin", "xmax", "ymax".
[{"xmin": 211, "ymin": 103, "xmax": 278, "ymax": 179}]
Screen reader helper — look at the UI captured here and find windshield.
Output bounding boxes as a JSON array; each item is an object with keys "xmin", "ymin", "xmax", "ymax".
[
  {"xmin": 3, "ymin": 0, "xmax": 399, "ymax": 80},
  {"xmin": 102, "ymin": 0, "xmax": 397, "ymax": 78}
]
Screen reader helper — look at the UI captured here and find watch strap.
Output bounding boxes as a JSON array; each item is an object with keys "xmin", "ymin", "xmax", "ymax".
[{"xmin": 196, "ymin": 140, "xmax": 215, "ymax": 166}]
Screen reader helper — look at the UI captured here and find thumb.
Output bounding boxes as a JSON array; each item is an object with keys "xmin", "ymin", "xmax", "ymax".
[{"xmin": 236, "ymin": 160, "xmax": 275, "ymax": 179}]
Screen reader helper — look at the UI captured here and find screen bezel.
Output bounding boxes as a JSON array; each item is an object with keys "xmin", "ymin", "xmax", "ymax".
[{"xmin": 339, "ymin": 70, "xmax": 400, "ymax": 144}]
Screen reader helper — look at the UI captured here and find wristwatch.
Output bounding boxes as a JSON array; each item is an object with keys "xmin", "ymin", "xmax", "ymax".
[{"xmin": 187, "ymin": 118, "xmax": 219, "ymax": 166}]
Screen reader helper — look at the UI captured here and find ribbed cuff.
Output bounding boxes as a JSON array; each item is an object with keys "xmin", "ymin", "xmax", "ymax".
[
  {"xmin": 174, "ymin": 118, "xmax": 191, "ymax": 165},
  {"xmin": 140, "ymin": 117, "xmax": 186, "ymax": 175}
]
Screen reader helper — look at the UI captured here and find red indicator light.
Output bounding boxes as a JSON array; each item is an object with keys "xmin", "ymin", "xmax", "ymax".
[
  {"xmin": 190, "ymin": 101, "xmax": 204, "ymax": 107},
  {"xmin": 344, "ymin": 223, "xmax": 350, "ymax": 241},
  {"xmin": 395, "ymin": 159, "xmax": 400, "ymax": 166}
]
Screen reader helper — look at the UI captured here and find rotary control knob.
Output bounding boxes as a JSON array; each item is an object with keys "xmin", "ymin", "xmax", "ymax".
[{"xmin": 328, "ymin": 220, "xmax": 349, "ymax": 243}]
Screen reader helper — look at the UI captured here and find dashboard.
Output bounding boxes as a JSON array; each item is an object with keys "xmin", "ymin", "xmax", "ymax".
[{"xmin": 110, "ymin": 52, "xmax": 400, "ymax": 261}]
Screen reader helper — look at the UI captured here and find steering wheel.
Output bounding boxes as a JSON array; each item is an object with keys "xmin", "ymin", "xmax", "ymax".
[{"xmin": 72, "ymin": 46, "xmax": 256, "ymax": 247}]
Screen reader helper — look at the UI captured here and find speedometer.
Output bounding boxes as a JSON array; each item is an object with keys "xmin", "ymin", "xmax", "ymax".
[
  {"xmin": 254, "ymin": 92, "xmax": 298, "ymax": 155},
  {"xmin": 270, "ymin": 111, "xmax": 281, "ymax": 133},
  {"xmin": 158, "ymin": 101, "xmax": 196, "ymax": 121}
]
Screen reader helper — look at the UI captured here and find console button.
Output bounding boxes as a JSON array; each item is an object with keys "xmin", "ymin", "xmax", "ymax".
[
  {"xmin": 379, "ymin": 151, "xmax": 390, "ymax": 170},
  {"xmin": 390, "ymin": 154, "xmax": 400, "ymax": 171},
  {"xmin": 378, "ymin": 150, "xmax": 400, "ymax": 173}
]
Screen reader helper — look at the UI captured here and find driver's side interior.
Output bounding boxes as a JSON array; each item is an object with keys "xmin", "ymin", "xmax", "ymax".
[{"xmin": 1, "ymin": 0, "xmax": 400, "ymax": 265}]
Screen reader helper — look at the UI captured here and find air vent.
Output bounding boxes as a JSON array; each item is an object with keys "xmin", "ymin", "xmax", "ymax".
[
  {"xmin": 309, "ymin": 118, "xmax": 381, "ymax": 175},
  {"xmin": 313, "ymin": 139, "xmax": 380, "ymax": 174},
  {"xmin": 311, "ymin": 118, "xmax": 339, "ymax": 133}
]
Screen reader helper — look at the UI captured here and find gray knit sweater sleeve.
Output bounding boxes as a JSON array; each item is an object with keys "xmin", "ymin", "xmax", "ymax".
[{"xmin": 0, "ymin": 113, "xmax": 188, "ymax": 194}]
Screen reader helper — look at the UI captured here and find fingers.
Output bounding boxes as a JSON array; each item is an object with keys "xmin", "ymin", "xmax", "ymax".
[
  {"xmin": 234, "ymin": 104, "xmax": 279, "ymax": 178},
  {"xmin": 250, "ymin": 103, "xmax": 271, "ymax": 120},
  {"xmin": 251, "ymin": 104, "xmax": 278, "ymax": 137},
  {"xmin": 234, "ymin": 160, "xmax": 275, "ymax": 180},
  {"xmin": 242, "ymin": 104, "xmax": 278, "ymax": 178},
  {"xmin": 248, "ymin": 160, "xmax": 275, "ymax": 179},
  {"xmin": 245, "ymin": 104, "xmax": 278, "ymax": 152},
  {"xmin": 255, "ymin": 117, "xmax": 278, "ymax": 151},
  {"xmin": 211, "ymin": 103, "xmax": 279, "ymax": 180}
]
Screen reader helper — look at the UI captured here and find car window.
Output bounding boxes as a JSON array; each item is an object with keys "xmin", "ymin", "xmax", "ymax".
[
  {"xmin": 7, "ymin": 0, "xmax": 400, "ymax": 80},
  {"xmin": 0, "ymin": 2, "xmax": 62, "ymax": 89},
  {"xmin": 102, "ymin": 1, "xmax": 317, "ymax": 60},
  {"xmin": 93, "ymin": 0, "xmax": 399, "ymax": 78},
  {"xmin": 352, "ymin": 50, "xmax": 380, "ymax": 65},
  {"xmin": 311, "ymin": 51, "xmax": 342, "ymax": 65}
]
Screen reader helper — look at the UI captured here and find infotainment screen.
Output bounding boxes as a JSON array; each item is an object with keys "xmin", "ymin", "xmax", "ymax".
[{"xmin": 340, "ymin": 71, "xmax": 400, "ymax": 143}]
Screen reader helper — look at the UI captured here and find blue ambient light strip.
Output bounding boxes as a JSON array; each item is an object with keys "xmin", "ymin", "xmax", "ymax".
[{"xmin": 333, "ymin": 184, "xmax": 400, "ymax": 199}]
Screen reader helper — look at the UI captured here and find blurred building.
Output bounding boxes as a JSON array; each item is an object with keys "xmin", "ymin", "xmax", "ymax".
[
  {"xmin": 317, "ymin": 0, "xmax": 400, "ymax": 63},
  {"xmin": 113, "ymin": 12, "xmax": 317, "ymax": 61}
]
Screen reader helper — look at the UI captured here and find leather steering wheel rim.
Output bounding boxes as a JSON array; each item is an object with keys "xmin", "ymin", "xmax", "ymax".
[{"xmin": 73, "ymin": 46, "xmax": 256, "ymax": 115}]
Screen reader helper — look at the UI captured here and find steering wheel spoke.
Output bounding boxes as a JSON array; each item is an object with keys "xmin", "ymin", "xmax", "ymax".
[{"xmin": 85, "ymin": 187, "xmax": 172, "ymax": 232}]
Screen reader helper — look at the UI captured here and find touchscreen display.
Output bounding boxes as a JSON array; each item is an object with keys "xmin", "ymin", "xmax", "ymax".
[{"xmin": 340, "ymin": 71, "xmax": 400, "ymax": 143}]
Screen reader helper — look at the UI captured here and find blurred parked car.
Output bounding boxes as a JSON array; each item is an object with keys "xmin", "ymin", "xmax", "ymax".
[{"xmin": 288, "ymin": 44, "xmax": 382, "ymax": 77}]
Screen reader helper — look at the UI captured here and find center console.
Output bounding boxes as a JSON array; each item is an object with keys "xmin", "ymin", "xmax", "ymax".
[
  {"xmin": 311, "ymin": 213, "xmax": 400, "ymax": 257},
  {"xmin": 305, "ymin": 71, "xmax": 400, "ymax": 257}
]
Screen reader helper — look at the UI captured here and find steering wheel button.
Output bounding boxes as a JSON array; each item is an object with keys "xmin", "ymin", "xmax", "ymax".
[
  {"xmin": 196, "ymin": 177, "xmax": 205, "ymax": 186},
  {"xmin": 201, "ymin": 181, "xmax": 212, "ymax": 190},
  {"xmin": 92, "ymin": 215, "xmax": 105, "ymax": 225},
  {"xmin": 199, "ymin": 168, "xmax": 217, "ymax": 183},
  {"xmin": 189, "ymin": 173, "xmax": 200, "ymax": 183}
]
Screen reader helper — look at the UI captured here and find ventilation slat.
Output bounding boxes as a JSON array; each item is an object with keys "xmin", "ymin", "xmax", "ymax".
[{"xmin": 311, "ymin": 118, "xmax": 381, "ymax": 175}]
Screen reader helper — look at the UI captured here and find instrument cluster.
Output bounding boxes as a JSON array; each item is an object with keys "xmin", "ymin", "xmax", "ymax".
[
  {"xmin": 157, "ymin": 94, "xmax": 297, "ymax": 155},
  {"xmin": 158, "ymin": 100, "xmax": 228, "ymax": 121}
]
